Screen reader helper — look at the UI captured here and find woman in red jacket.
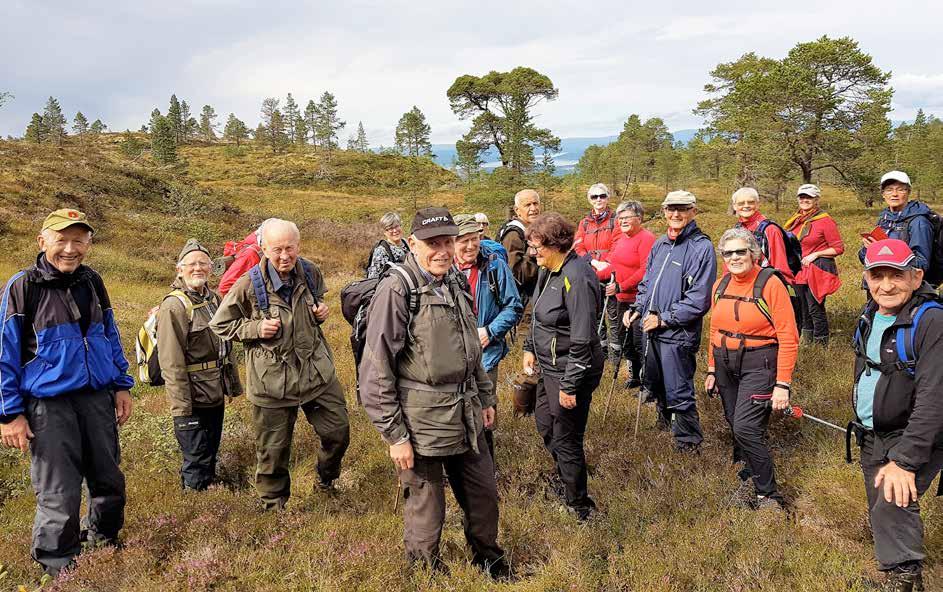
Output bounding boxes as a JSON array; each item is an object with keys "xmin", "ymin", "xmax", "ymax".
[
  {"xmin": 591, "ymin": 200, "xmax": 656, "ymax": 383},
  {"xmin": 784, "ymin": 184, "xmax": 844, "ymax": 346},
  {"xmin": 576, "ymin": 183, "xmax": 621, "ymax": 350}
]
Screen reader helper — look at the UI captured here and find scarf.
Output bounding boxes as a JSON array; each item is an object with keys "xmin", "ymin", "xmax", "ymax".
[{"xmin": 784, "ymin": 208, "xmax": 826, "ymax": 241}]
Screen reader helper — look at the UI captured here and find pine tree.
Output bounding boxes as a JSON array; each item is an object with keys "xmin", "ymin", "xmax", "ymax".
[
  {"xmin": 43, "ymin": 97, "xmax": 67, "ymax": 145},
  {"xmin": 283, "ymin": 93, "xmax": 300, "ymax": 143},
  {"xmin": 313, "ymin": 92, "xmax": 345, "ymax": 151},
  {"xmin": 223, "ymin": 113, "xmax": 249, "ymax": 147},
  {"xmin": 167, "ymin": 95, "xmax": 183, "ymax": 143},
  {"xmin": 25, "ymin": 113, "xmax": 47, "ymax": 143},
  {"xmin": 347, "ymin": 121, "xmax": 369, "ymax": 152},
  {"xmin": 303, "ymin": 100, "xmax": 317, "ymax": 145},
  {"xmin": 269, "ymin": 109, "xmax": 288, "ymax": 153},
  {"xmin": 119, "ymin": 130, "xmax": 145, "ymax": 158},
  {"xmin": 72, "ymin": 112, "xmax": 89, "ymax": 135},
  {"xmin": 394, "ymin": 106, "xmax": 433, "ymax": 157},
  {"xmin": 149, "ymin": 108, "xmax": 162, "ymax": 134},
  {"xmin": 151, "ymin": 114, "xmax": 177, "ymax": 164},
  {"xmin": 180, "ymin": 100, "xmax": 195, "ymax": 143},
  {"xmin": 199, "ymin": 105, "xmax": 218, "ymax": 141},
  {"xmin": 89, "ymin": 119, "xmax": 106, "ymax": 135},
  {"xmin": 294, "ymin": 114, "xmax": 307, "ymax": 147}
]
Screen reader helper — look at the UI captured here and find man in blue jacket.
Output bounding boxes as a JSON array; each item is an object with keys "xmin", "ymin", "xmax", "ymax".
[
  {"xmin": 859, "ymin": 171, "xmax": 935, "ymax": 285},
  {"xmin": 625, "ymin": 191, "xmax": 716, "ymax": 452},
  {"xmin": 0, "ymin": 209, "xmax": 134, "ymax": 577},
  {"xmin": 454, "ymin": 214, "xmax": 523, "ymax": 464}
]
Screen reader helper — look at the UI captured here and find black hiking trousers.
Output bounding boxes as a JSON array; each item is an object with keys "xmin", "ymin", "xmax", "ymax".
[
  {"xmin": 713, "ymin": 344, "xmax": 781, "ymax": 500},
  {"xmin": 859, "ymin": 432, "xmax": 943, "ymax": 571},
  {"xmin": 173, "ymin": 404, "xmax": 225, "ymax": 491},
  {"xmin": 24, "ymin": 388, "xmax": 125, "ymax": 573},
  {"xmin": 534, "ymin": 372, "xmax": 601, "ymax": 511},
  {"xmin": 797, "ymin": 285, "xmax": 829, "ymax": 344}
]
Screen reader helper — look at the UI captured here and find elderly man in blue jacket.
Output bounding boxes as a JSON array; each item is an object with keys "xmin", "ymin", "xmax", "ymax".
[
  {"xmin": 0, "ymin": 209, "xmax": 134, "ymax": 578},
  {"xmin": 454, "ymin": 214, "xmax": 523, "ymax": 465},
  {"xmin": 624, "ymin": 191, "xmax": 716, "ymax": 452}
]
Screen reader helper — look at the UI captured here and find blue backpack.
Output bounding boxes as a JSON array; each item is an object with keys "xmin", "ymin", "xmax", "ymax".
[
  {"xmin": 248, "ymin": 259, "xmax": 322, "ymax": 316},
  {"xmin": 854, "ymin": 299, "xmax": 943, "ymax": 378}
]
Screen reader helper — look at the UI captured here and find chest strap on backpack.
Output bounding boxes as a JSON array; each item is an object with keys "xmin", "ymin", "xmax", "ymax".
[{"xmin": 185, "ymin": 359, "xmax": 222, "ymax": 373}]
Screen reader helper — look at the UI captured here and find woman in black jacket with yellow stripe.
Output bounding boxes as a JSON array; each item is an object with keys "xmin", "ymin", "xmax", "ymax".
[{"xmin": 522, "ymin": 213, "xmax": 605, "ymax": 521}]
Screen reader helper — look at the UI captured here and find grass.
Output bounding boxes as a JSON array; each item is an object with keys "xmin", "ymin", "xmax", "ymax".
[{"xmin": 0, "ymin": 136, "xmax": 941, "ymax": 590}]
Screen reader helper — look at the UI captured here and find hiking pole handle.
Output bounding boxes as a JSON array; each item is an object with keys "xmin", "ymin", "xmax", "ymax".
[{"xmin": 785, "ymin": 405, "xmax": 846, "ymax": 433}]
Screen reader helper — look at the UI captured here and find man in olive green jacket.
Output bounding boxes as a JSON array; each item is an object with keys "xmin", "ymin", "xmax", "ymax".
[
  {"xmin": 158, "ymin": 239, "xmax": 243, "ymax": 491},
  {"xmin": 359, "ymin": 207, "xmax": 507, "ymax": 578},
  {"xmin": 211, "ymin": 219, "xmax": 350, "ymax": 510}
]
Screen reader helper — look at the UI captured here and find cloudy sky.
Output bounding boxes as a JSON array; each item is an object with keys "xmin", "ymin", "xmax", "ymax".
[{"xmin": 2, "ymin": 0, "xmax": 941, "ymax": 144}]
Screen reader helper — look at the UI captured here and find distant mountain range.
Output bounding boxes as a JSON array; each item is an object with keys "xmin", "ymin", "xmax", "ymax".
[{"xmin": 431, "ymin": 129, "xmax": 699, "ymax": 175}]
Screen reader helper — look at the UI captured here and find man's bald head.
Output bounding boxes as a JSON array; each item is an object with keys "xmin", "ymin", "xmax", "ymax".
[
  {"xmin": 260, "ymin": 218, "xmax": 300, "ymax": 245},
  {"xmin": 259, "ymin": 218, "xmax": 301, "ymax": 276},
  {"xmin": 514, "ymin": 189, "xmax": 541, "ymax": 225}
]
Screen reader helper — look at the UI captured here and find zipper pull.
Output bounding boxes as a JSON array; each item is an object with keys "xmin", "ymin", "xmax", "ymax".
[{"xmin": 84, "ymin": 337, "xmax": 89, "ymax": 351}]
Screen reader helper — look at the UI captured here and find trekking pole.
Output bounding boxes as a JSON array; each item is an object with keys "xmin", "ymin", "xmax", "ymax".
[
  {"xmin": 597, "ymin": 288, "xmax": 611, "ymax": 335},
  {"xmin": 392, "ymin": 478, "xmax": 401, "ymax": 512},
  {"xmin": 783, "ymin": 405, "xmax": 845, "ymax": 433},
  {"xmin": 602, "ymin": 329, "xmax": 633, "ymax": 422},
  {"xmin": 633, "ymin": 310, "xmax": 656, "ymax": 442}
]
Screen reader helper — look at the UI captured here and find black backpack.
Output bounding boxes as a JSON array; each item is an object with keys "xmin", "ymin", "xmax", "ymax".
[
  {"xmin": 497, "ymin": 220, "xmax": 525, "ymax": 245},
  {"xmin": 364, "ymin": 239, "xmax": 409, "ymax": 275},
  {"xmin": 751, "ymin": 219, "xmax": 803, "ymax": 277},
  {"xmin": 340, "ymin": 264, "xmax": 420, "ymax": 394},
  {"xmin": 713, "ymin": 267, "xmax": 801, "ymax": 338},
  {"xmin": 889, "ymin": 208, "xmax": 943, "ymax": 287}
]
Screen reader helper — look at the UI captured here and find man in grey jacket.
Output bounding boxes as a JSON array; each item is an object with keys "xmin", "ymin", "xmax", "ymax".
[{"xmin": 358, "ymin": 207, "xmax": 508, "ymax": 578}]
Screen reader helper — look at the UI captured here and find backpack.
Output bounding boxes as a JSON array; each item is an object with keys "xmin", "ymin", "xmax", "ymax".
[
  {"xmin": 752, "ymin": 219, "xmax": 803, "ymax": 276},
  {"xmin": 713, "ymin": 267, "xmax": 801, "ymax": 341},
  {"xmin": 364, "ymin": 239, "xmax": 409, "ymax": 275},
  {"xmin": 340, "ymin": 264, "xmax": 421, "ymax": 391},
  {"xmin": 497, "ymin": 219, "xmax": 526, "ymax": 245},
  {"xmin": 889, "ymin": 208, "xmax": 943, "ymax": 287},
  {"xmin": 135, "ymin": 291, "xmax": 211, "ymax": 386},
  {"xmin": 213, "ymin": 237, "xmax": 261, "ymax": 277},
  {"xmin": 480, "ymin": 240, "xmax": 508, "ymax": 303},
  {"xmin": 247, "ymin": 259, "xmax": 322, "ymax": 317},
  {"xmin": 579, "ymin": 213, "xmax": 617, "ymax": 257}
]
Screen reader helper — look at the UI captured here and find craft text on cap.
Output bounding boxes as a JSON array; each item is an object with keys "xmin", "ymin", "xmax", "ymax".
[{"xmin": 410, "ymin": 207, "xmax": 459, "ymax": 240}]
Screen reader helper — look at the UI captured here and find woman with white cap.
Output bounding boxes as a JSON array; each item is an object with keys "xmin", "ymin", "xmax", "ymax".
[
  {"xmin": 784, "ymin": 184, "xmax": 844, "ymax": 345},
  {"xmin": 575, "ymin": 183, "xmax": 621, "ymax": 356},
  {"xmin": 858, "ymin": 171, "xmax": 936, "ymax": 286}
]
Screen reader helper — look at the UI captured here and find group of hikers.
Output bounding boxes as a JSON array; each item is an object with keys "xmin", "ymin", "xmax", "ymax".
[{"xmin": 0, "ymin": 169, "xmax": 941, "ymax": 591}]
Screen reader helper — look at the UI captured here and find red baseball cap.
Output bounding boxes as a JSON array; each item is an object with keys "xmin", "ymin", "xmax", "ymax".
[{"xmin": 864, "ymin": 239, "xmax": 916, "ymax": 270}]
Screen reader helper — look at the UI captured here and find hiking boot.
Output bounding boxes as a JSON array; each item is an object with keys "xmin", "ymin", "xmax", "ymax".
[
  {"xmin": 567, "ymin": 498, "xmax": 598, "ymax": 523},
  {"xmin": 675, "ymin": 441, "xmax": 701, "ymax": 455},
  {"xmin": 314, "ymin": 478, "xmax": 335, "ymax": 493},
  {"xmin": 882, "ymin": 566, "xmax": 924, "ymax": 592},
  {"xmin": 474, "ymin": 556, "xmax": 512, "ymax": 581},
  {"xmin": 728, "ymin": 479, "xmax": 756, "ymax": 509},
  {"xmin": 655, "ymin": 413, "xmax": 671, "ymax": 432},
  {"xmin": 755, "ymin": 495, "xmax": 785, "ymax": 513}
]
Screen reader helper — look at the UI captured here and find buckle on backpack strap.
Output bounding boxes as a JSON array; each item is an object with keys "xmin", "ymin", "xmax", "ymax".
[{"xmin": 186, "ymin": 359, "xmax": 222, "ymax": 373}]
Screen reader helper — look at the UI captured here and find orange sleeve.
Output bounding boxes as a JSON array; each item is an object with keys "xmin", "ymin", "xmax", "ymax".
[
  {"xmin": 762, "ymin": 278, "xmax": 798, "ymax": 383},
  {"xmin": 707, "ymin": 277, "xmax": 722, "ymax": 369}
]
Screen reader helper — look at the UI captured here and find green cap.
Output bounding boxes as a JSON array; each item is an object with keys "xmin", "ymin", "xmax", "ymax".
[
  {"xmin": 42, "ymin": 208, "xmax": 94, "ymax": 233},
  {"xmin": 177, "ymin": 238, "xmax": 210, "ymax": 263},
  {"xmin": 453, "ymin": 214, "xmax": 480, "ymax": 237}
]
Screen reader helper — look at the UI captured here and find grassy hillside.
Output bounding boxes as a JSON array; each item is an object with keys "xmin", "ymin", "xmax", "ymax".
[{"xmin": 0, "ymin": 137, "xmax": 941, "ymax": 591}]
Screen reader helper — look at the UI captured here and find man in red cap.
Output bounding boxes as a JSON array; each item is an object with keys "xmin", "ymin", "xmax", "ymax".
[{"xmin": 851, "ymin": 239, "xmax": 943, "ymax": 591}]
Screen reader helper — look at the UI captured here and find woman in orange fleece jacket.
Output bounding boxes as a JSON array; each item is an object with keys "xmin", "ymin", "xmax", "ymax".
[{"xmin": 704, "ymin": 227, "xmax": 798, "ymax": 511}]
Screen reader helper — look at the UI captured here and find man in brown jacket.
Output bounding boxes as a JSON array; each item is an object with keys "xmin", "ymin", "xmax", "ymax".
[
  {"xmin": 211, "ymin": 219, "xmax": 350, "ymax": 510},
  {"xmin": 157, "ymin": 239, "xmax": 243, "ymax": 491},
  {"xmin": 499, "ymin": 189, "xmax": 541, "ymax": 302},
  {"xmin": 359, "ymin": 207, "xmax": 508, "ymax": 578}
]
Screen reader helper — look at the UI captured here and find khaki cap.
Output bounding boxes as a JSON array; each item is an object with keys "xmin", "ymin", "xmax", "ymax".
[
  {"xmin": 453, "ymin": 214, "xmax": 480, "ymax": 237},
  {"xmin": 42, "ymin": 209, "xmax": 94, "ymax": 233}
]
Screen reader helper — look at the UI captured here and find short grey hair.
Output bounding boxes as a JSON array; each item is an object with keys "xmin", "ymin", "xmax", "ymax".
[
  {"xmin": 718, "ymin": 227, "xmax": 762, "ymax": 261},
  {"xmin": 731, "ymin": 187, "xmax": 760, "ymax": 206},
  {"xmin": 259, "ymin": 218, "xmax": 300, "ymax": 244},
  {"xmin": 615, "ymin": 200, "xmax": 644, "ymax": 219},
  {"xmin": 514, "ymin": 189, "xmax": 540, "ymax": 208},
  {"xmin": 587, "ymin": 183, "xmax": 610, "ymax": 199},
  {"xmin": 379, "ymin": 212, "xmax": 401, "ymax": 230},
  {"xmin": 41, "ymin": 227, "xmax": 92, "ymax": 243}
]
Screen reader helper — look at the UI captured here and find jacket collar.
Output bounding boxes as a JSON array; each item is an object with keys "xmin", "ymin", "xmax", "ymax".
[
  {"xmin": 861, "ymin": 282, "xmax": 939, "ymax": 330},
  {"xmin": 665, "ymin": 220, "xmax": 702, "ymax": 245},
  {"xmin": 29, "ymin": 252, "xmax": 93, "ymax": 288}
]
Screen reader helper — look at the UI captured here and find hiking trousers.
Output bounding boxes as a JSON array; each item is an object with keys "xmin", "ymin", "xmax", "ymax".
[
  {"xmin": 797, "ymin": 285, "xmax": 829, "ymax": 345},
  {"xmin": 860, "ymin": 432, "xmax": 943, "ymax": 571},
  {"xmin": 397, "ymin": 430, "xmax": 504, "ymax": 568},
  {"xmin": 714, "ymin": 344, "xmax": 780, "ymax": 499},
  {"xmin": 25, "ymin": 389, "xmax": 125, "ymax": 573},
  {"xmin": 643, "ymin": 337, "xmax": 703, "ymax": 445},
  {"xmin": 534, "ymin": 372, "xmax": 600, "ymax": 510},
  {"xmin": 173, "ymin": 404, "xmax": 225, "ymax": 491},
  {"xmin": 611, "ymin": 301, "xmax": 643, "ymax": 376},
  {"xmin": 483, "ymin": 367, "xmax": 499, "ymax": 467},
  {"xmin": 250, "ymin": 376, "xmax": 350, "ymax": 509}
]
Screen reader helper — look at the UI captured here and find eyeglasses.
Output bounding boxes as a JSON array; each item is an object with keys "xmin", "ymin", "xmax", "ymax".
[
  {"xmin": 617, "ymin": 215, "xmax": 640, "ymax": 222},
  {"xmin": 721, "ymin": 249, "xmax": 749, "ymax": 259},
  {"xmin": 664, "ymin": 205, "xmax": 694, "ymax": 212},
  {"xmin": 882, "ymin": 186, "xmax": 910, "ymax": 195},
  {"xmin": 181, "ymin": 261, "xmax": 211, "ymax": 269},
  {"xmin": 590, "ymin": 194, "xmax": 608, "ymax": 200},
  {"xmin": 527, "ymin": 242, "xmax": 547, "ymax": 253}
]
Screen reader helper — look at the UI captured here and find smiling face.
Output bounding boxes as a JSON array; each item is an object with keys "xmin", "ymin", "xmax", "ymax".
[
  {"xmin": 865, "ymin": 266, "xmax": 923, "ymax": 315},
  {"xmin": 38, "ymin": 225, "xmax": 93, "ymax": 273},
  {"xmin": 587, "ymin": 191, "xmax": 609, "ymax": 214},
  {"xmin": 527, "ymin": 240, "xmax": 556, "ymax": 268},
  {"xmin": 177, "ymin": 250, "xmax": 212, "ymax": 291},
  {"xmin": 262, "ymin": 224, "xmax": 300, "ymax": 276},
  {"xmin": 882, "ymin": 182, "xmax": 911, "ymax": 212},
  {"xmin": 733, "ymin": 193, "xmax": 759, "ymax": 220},
  {"xmin": 663, "ymin": 205, "xmax": 697, "ymax": 233},
  {"xmin": 409, "ymin": 234, "xmax": 455, "ymax": 278},
  {"xmin": 384, "ymin": 224, "xmax": 403, "ymax": 244},
  {"xmin": 720, "ymin": 238, "xmax": 756, "ymax": 277},
  {"xmin": 617, "ymin": 210, "xmax": 641, "ymax": 235},
  {"xmin": 455, "ymin": 233, "xmax": 480, "ymax": 266},
  {"xmin": 797, "ymin": 194, "xmax": 819, "ymax": 213}
]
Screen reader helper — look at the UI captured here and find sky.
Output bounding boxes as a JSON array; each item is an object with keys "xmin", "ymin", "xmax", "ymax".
[{"xmin": 2, "ymin": 0, "xmax": 942, "ymax": 145}]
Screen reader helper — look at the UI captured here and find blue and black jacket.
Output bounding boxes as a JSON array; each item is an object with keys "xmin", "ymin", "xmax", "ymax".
[
  {"xmin": 633, "ymin": 221, "xmax": 717, "ymax": 347},
  {"xmin": 471, "ymin": 241, "xmax": 523, "ymax": 372},
  {"xmin": 857, "ymin": 200, "xmax": 934, "ymax": 272},
  {"xmin": 0, "ymin": 255, "xmax": 134, "ymax": 418}
]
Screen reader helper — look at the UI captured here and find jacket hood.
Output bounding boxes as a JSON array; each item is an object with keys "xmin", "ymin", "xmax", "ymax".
[{"xmin": 883, "ymin": 200, "xmax": 931, "ymax": 219}]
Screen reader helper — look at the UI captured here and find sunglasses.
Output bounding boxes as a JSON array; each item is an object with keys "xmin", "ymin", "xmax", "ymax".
[
  {"xmin": 664, "ymin": 205, "xmax": 694, "ymax": 212},
  {"xmin": 721, "ymin": 248, "xmax": 749, "ymax": 259},
  {"xmin": 590, "ymin": 194, "xmax": 608, "ymax": 200}
]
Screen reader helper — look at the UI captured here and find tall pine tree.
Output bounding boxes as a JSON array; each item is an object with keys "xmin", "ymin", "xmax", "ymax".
[
  {"xmin": 151, "ymin": 114, "xmax": 177, "ymax": 164},
  {"xmin": 167, "ymin": 95, "xmax": 183, "ymax": 143},
  {"xmin": 348, "ymin": 121, "xmax": 369, "ymax": 152},
  {"xmin": 181, "ymin": 100, "xmax": 196, "ymax": 143},
  {"xmin": 394, "ymin": 106, "xmax": 433, "ymax": 157},
  {"xmin": 89, "ymin": 119, "xmax": 106, "ymax": 135},
  {"xmin": 223, "ymin": 113, "xmax": 248, "ymax": 147},
  {"xmin": 313, "ymin": 92, "xmax": 345, "ymax": 151},
  {"xmin": 199, "ymin": 105, "xmax": 218, "ymax": 141},
  {"xmin": 43, "ymin": 97, "xmax": 67, "ymax": 145},
  {"xmin": 303, "ymin": 100, "xmax": 317, "ymax": 145},
  {"xmin": 25, "ymin": 113, "xmax": 47, "ymax": 143},
  {"xmin": 283, "ymin": 93, "xmax": 300, "ymax": 144},
  {"xmin": 73, "ymin": 112, "xmax": 89, "ymax": 135}
]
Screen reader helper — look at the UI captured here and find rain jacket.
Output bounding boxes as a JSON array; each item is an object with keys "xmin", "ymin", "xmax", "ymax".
[
  {"xmin": 524, "ymin": 251, "xmax": 605, "ymax": 395},
  {"xmin": 157, "ymin": 280, "xmax": 242, "ymax": 416},
  {"xmin": 0, "ymin": 255, "xmax": 134, "ymax": 418},
  {"xmin": 210, "ymin": 257, "xmax": 334, "ymax": 408},
  {"xmin": 633, "ymin": 221, "xmax": 717, "ymax": 347},
  {"xmin": 857, "ymin": 200, "xmax": 934, "ymax": 273},
  {"xmin": 359, "ymin": 254, "xmax": 494, "ymax": 457},
  {"xmin": 574, "ymin": 208, "xmax": 619, "ymax": 259},
  {"xmin": 464, "ymin": 241, "xmax": 523, "ymax": 372}
]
